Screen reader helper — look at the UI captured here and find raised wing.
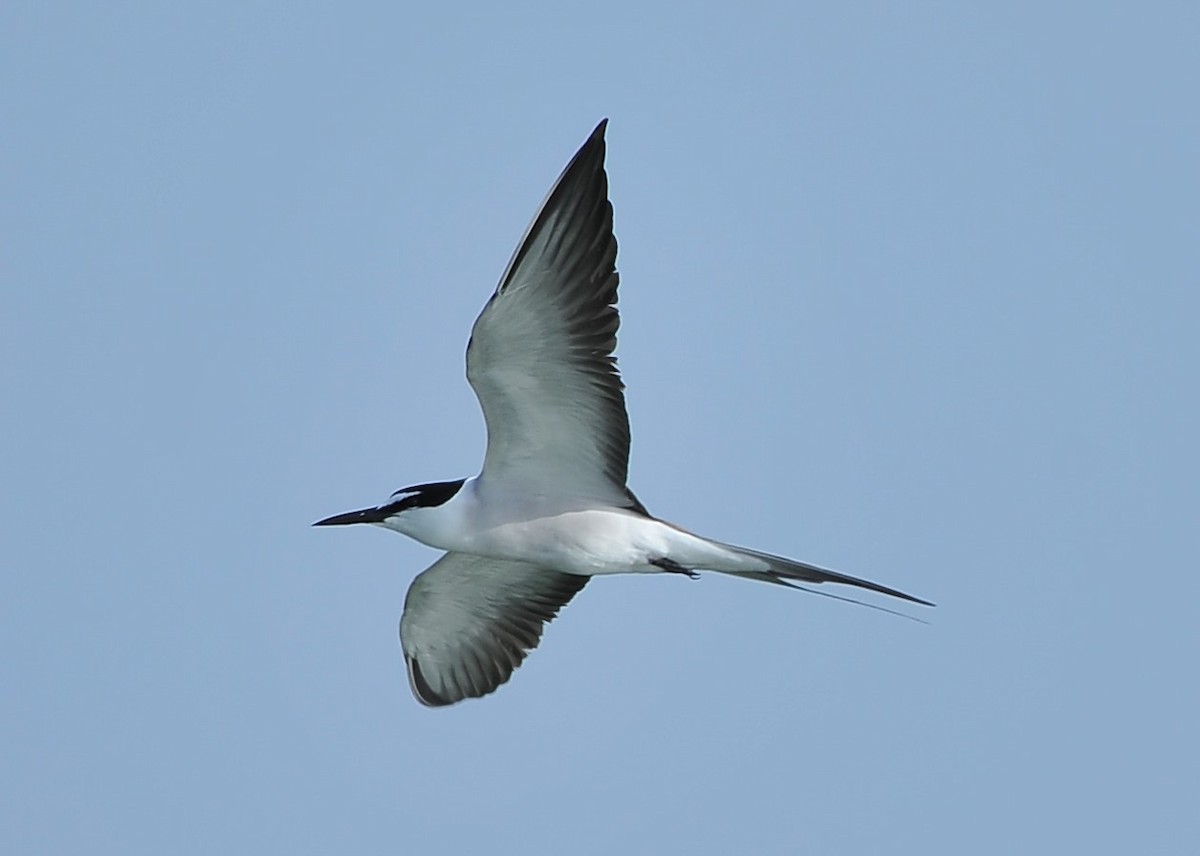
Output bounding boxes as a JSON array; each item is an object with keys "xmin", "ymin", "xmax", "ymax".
[
  {"xmin": 399, "ymin": 552, "xmax": 588, "ymax": 706},
  {"xmin": 466, "ymin": 120, "xmax": 638, "ymax": 507}
]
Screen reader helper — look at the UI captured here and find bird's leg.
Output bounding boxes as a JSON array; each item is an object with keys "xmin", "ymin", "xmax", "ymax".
[{"xmin": 651, "ymin": 557, "xmax": 700, "ymax": 579}]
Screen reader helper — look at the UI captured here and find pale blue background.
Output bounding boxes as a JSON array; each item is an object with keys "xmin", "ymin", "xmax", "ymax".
[{"xmin": 3, "ymin": 3, "xmax": 1197, "ymax": 853}]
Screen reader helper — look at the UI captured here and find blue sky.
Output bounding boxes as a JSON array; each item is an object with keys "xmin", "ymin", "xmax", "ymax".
[{"xmin": 3, "ymin": 2, "xmax": 1197, "ymax": 853}]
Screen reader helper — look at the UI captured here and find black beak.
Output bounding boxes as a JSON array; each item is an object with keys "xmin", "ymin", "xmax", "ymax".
[{"xmin": 312, "ymin": 507, "xmax": 388, "ymax": 527}]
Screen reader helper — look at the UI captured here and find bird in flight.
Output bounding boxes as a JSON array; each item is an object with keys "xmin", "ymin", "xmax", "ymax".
[{"xmin": 315, "ymin": 120, "xmax": 932, "ymax": 707}]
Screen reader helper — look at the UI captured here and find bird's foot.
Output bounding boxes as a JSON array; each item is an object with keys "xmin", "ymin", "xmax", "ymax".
[{"xmin": 651, "ymin": 557, "xmax": 700, "ymax": 579}]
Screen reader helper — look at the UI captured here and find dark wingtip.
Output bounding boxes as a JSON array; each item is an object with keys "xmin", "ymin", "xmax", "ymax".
[
  {"xmin": 581, "ymin": 119, "xmax": 608, "ymax": 160},
  {"xmin": 407, "ymin": 656, "xmax": 455, "ymax": 707}
]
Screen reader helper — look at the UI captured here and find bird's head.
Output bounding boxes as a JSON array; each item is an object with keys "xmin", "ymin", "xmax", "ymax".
[{"xmin": 312, "ymin": 479, "xmax": 466, "ymax": 535}]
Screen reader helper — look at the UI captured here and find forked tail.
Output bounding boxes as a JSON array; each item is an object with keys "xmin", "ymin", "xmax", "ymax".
[{"xmin": 712, "ymin": 541, "xmax": 934, "ymax": 609}]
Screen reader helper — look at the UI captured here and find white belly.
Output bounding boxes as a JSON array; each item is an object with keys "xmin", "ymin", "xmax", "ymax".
[
  {"xmin": 381, "ymin": 479, "xmax": 757, "ymax": 576},
  {"xmin": 467, "ymin": 509, "xmax": 755, "ymax": 577},
  {"xmin": 463, "ymin": 509, "xmax": 661, "ymax": 574}
]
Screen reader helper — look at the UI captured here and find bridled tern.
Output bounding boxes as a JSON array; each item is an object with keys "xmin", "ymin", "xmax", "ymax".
[{"xmin": 315, "ymin": 120, "xmax": 932, "ymax": 707}]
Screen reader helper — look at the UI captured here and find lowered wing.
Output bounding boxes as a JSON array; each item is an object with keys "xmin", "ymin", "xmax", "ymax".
[{"xmin": 399, "ymin": 552, "xmax": 588, "ymax": 706}]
